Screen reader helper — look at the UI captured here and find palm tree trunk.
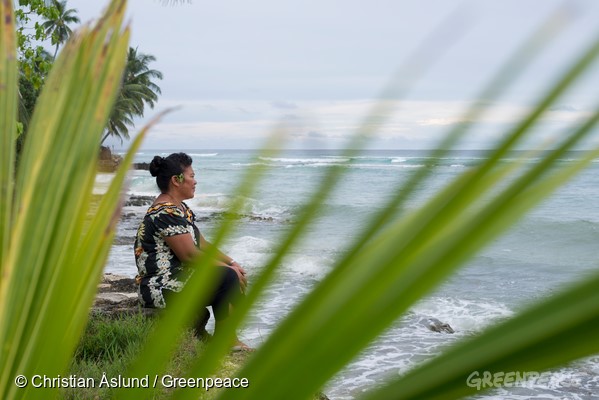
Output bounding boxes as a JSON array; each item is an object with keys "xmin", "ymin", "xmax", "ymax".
[{"xmin": 100, "ymin": 131, "xmax": 111, "ymax": 144}]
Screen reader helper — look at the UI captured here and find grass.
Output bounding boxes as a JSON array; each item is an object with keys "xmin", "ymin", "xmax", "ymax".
[
  {"xmin": 63, "ymin": 312, "xmax": 327, "ymax": 399},
  {"xmin": 73, "ymin": 312, "xmax": 153, "ymax": 363},
  {"xmin": 62, "ymin": 312, "xmax": 255, "ymax": 400}
]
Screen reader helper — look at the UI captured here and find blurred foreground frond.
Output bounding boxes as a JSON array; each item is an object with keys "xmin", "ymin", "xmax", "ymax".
[{"xmin": 0, "ymin": 1, "xmax": 134, "ymax": 399}]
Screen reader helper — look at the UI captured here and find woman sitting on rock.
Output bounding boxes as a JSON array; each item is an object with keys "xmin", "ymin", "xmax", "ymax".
[{"xmin": 133, "ymin": 152, "xmax": 251, "ymax": 351}]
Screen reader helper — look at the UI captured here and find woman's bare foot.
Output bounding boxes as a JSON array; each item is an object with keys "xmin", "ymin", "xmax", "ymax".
[{"xmin": 231, "ymin": 339, "xmax": 254, "ymax": 352}]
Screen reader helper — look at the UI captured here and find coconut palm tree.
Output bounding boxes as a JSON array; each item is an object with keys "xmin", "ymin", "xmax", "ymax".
[
  {"xmin": 41, "ymin": 0, "xmax": 80, "ymax": 59},
  {"xmin": 102, "ymin": 47, "xmax": 163, "ymax": 144}
]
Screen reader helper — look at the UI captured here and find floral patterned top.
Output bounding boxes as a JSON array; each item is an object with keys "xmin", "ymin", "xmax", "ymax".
[{"xmin": 134, "ymin": 201, "xmax": 199, "ymax": 308}]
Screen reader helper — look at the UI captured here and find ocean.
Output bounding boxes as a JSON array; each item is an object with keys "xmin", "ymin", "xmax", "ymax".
[{"xmin": 99, "ymin": 149, "xmax": 599, "ymax": 399}]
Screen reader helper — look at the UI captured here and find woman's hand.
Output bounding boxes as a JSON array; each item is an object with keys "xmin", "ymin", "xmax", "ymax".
[{"xmin": 227, "ymin": 261, "xmax": 247, "ymax": 294}]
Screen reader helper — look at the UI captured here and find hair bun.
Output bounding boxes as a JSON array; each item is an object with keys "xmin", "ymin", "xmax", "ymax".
[{"xmin": 149, "ymin": 156, "xmax": 165, "ymax": 177}]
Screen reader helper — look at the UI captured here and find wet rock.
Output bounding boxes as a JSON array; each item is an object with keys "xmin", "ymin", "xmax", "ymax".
[
  {"xmin": 133, "ymin": 162, "xmax": 150, "ymax": 170},
  {"xmin": 124, "ymin": 195, "xmax": 155, "ymax": 207},
  {"xmin": 420, "ymin": 317, "xmax": 455, "ymax": 334}
]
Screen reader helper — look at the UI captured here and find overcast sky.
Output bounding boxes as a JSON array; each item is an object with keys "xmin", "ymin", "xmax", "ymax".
[{"xmin": 67, "ymin": 0, "xmax": 599, "ymax": 150}]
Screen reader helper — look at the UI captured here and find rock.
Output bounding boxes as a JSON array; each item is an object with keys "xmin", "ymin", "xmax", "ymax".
[
  {"xmin": 124, "ymin": 195, "xmax": 155, "ymax": 207},
  {"xmin": 99, "ymin": 146, "xmax": 112, "ymax": 160},
  {"xmin": 93, "ymin": 273, "xmax": 144, "ymax": 316},
  {"xmin": 97, "ymin": 159, "xmax": 118, "ymax": 173},
  {"xmin": 97, "ymin": 146, "xmax": 123, "ymax": 172},
  {"xmin": 101, "ymin": 273, "xmax": 137, "ymax": 291},
  {"xmin": 93, "ymin": 274, "xmax": 162, "ymax": 318},
  {"xmin": 420, "ymin": 317, "xmax": 455, "ymax": 334},
  {"xmin": 133, "ymin": 162, "xmax": 150, "ymax": 170},
  {"xmin": 96, "ymin": 292, "xmax": 138, "ymax": 304}
]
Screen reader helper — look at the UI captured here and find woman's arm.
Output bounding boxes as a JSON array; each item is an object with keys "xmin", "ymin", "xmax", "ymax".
[
  {"xmin": 164, "ymin": 233, "xmax": 200, "ymax": 263},
  {"xmin": 166, "ymin": 232, "xmax": 247, "ymax": 293},
  {"xmin": 199, "ymin": 233, "xmax": 248, "ymax": 292}
]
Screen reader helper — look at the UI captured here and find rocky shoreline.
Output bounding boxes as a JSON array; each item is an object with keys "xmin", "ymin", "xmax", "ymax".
[
  {"xmin": 94, "ymin": 273, "xmax": 456, "ymax": 339},
  {"xmin": 97, "ymin": 146, "xmax": 150, "ymax": 173}
]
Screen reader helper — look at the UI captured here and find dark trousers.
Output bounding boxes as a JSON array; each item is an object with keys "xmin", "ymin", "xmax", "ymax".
[{"xmin": 142, "ymin": 266, "xmax": 241, "ymax": 333}]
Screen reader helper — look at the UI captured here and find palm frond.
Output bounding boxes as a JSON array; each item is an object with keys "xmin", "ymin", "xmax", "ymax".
[
  {"xmin": 0, "ymin": 0, "xmax": 18, "ymax": 271},
  {"xmin": 0, "ymin": 1, "xmax": 131, "ymax": 398}
]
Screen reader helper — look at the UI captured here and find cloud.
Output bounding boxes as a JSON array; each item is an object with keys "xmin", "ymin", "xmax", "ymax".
[
  {"xmin": 549, "ymin": 105, "xmax": 578, "ymax": 112},
  {"xmin": 271, "ymin": 100, "xmax": 298, "ymax": 110},
  {"xmin": 115, "ymin": 98, "xmax": 599, "ymax": 151},
  {"xmin": 291, "ymin": 130, "xmax": 329, "ymax": 139},
  {"xmin": 76, "ymin": 0, "xmax": 599, "ymax": 152},
  {"xmin": 417, "ymin": 117, "xmax": 466, "ymax": 127}
]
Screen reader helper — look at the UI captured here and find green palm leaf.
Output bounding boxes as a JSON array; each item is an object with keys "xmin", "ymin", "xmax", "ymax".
[
  {"xmin": 0, "ymin": 1, "xmax": 132, "ymax": 398},
  {"xmin": 0, "ymin": 1, "xmax": 18, "ymax": 267},
  {"xmin": 103, "ymin": 46, "xmax": 162, "ymax": 144},
  {"xmin": 42, "ymin": 0, "xmax": 81, "ymax": 58}
]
